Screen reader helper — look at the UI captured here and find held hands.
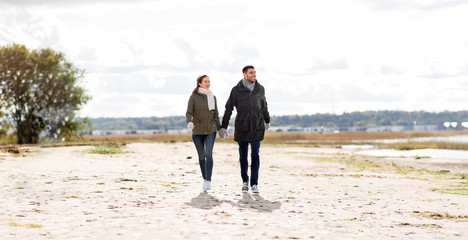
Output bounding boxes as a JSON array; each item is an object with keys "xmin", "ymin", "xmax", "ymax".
[
  {"xmin": 218, "ymin": 128, "xmax": 228, "ymax": 140},
  {"xmin": 265, "ymin": 123, "xmax": 270, "ymax": 130},
  {"xmin": 187, "ymin": 122, "xmax": 194, "ymax": 130}
]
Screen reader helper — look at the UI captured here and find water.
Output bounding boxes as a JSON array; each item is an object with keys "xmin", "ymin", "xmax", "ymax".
[
  {"xmin": 341, "ymin": 145, "xmax": 374, "ymax": 149},
  {"xmin": 372, "ymin": 135, "xmax": 468, "ymax": 144},
  {"xmin": 355, "ymin": 148, "xmax": 468, "ymax": 159},
  {"xmin": 351, "ymin": 135, "xmax": 468, "ymax": 159}
]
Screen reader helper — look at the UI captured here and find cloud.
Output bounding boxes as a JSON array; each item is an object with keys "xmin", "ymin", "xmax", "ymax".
[
  {"xmin": 422, "ymin": 72, "xmax": 453, "ymax": 79},
  {"xmin": 340, "ymin": 84, "xmax": 399, "ymax": 102},
  {"xmin": 418, "ymin": 64, "xmax": 468, "ymax": 79},
  {"xmin": 3, "ymin": 0, "xmax": 468, "ymax": 118},
  {"xmin": 94, "ymin": 74, "xmax": 163, "ymax": 94},
  {"xmin": 411, "ymin": 0, "xmax": 468, "ymax": 11},
  {"xmin": 99, "ymin": 94, "xmax": 141, "ymax": 104},
  {"xmin": 172, "ymin": 38, "xmax": 196, "ymax": 65},
  {"xmin": 309, "ymin": 59, "xmax": 348, "ymax": 73},
  {"xmin": 281, "ymin": 58, "xmax": 348, "ymax": 76},
  {"xmin": 103, "ymin": 65, "xmax": 155, "ymax": 74},
  {"xmin": 163, "ymin": 75, "xmax": 196, "ymax": 95},
  {"xmin": 232, "ymin": 42, "xmax": 260, "ymax": 63},
  {"xmin": 0, "ymin": 0, "xmax": 154, "ymax": 7},
  {"xmin": 366, "ymin": 0, "xmax": 468, "ymax": 11},
  {"xmin": 0, "ymin": 7, "xmax": 61, "ymax": 49},
  {"xmin": 82, "ymin": 93, "xmax": 188, "ymax": 117},
  {"xmin": 216, "ymin": 42, "xmax": 261, "ymax": 74},
  {"xmin": 75, "ymin": 46, "xmax": 98, "ymax": 62},
  {"xmin": 380, "ymin": 65, "xmax": 402, "ymax": 75},
  {"xmin": 459, "ymin": 63, "xmax": 468, "ymax": 76},
  {"xmin": 366, "ymin": 0, "xmax": 402, "ymax": 10}
]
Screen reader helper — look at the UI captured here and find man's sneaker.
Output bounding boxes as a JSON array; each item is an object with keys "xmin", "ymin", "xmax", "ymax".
[
  {"xmin": 251, "ymin": 185, "xmax": 259, "ymax": 193},
  {"xmin": 242, "ymin": 182, "xmax": 249, "ymax": 193},
  {"xmin": 205, "ymin": 181, "xmax": 211, "ymax": 190}
]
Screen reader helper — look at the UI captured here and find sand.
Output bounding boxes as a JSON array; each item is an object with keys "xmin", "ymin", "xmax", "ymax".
[{"xmin": 0, "ymin": 142, "xmax": 467, "ymax": 239}]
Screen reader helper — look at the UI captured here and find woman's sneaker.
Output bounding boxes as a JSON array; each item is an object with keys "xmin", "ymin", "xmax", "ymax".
[
  {"xmin": 242, "ymin": 182, "xmax": 249, "ymax": 193},
  {"xmin": 203, "ymin": 181, "xmax": 209, "ymax": 192},
  {"xmin": 206, "ymin": 181, "xmax": 211, "ymax": 190},
  {"xmin": 251, "ymin": 185, "xmax": 259, "ymax": 193}
]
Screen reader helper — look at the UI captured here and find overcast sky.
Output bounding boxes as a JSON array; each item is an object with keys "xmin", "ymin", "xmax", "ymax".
[{"xmin": 1, "ymin": 0, "xmax": 467, "ymax": 118}]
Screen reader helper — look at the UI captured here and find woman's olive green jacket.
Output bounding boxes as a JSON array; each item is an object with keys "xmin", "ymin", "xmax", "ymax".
[{"xmin": 186, "ymin": 92, "xmax": 221, "ymax": 135}]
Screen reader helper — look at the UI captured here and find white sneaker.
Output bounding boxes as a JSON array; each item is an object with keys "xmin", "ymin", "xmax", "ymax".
[
  {"xmin": 251, "ymin": 185, "xmax": 259, "ymax": 193},
  {"xmin": 203, "ymin": 181, "xmax": 208, "ymax": 192},
  {"xmin": 205, "ymin": 181, "xmax": 211, "ymax": 190},
  {"xmin": 242, "ymin": 182, "xmax": 249, "ymax": 193}
]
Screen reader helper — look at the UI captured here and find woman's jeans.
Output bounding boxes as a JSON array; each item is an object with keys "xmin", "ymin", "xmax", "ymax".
[
  {"xmin": 238, "ymin": 140, "xmax": 260, "ymax": 186},
  {"xmin": 192, "ymin": 132, "xmax": 216, "ymax": 181}
]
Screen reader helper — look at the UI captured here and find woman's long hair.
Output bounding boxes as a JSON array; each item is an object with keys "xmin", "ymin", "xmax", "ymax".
[{"xmin": 192, "ymin": 74, "xmax": 208, "ymax": 94}]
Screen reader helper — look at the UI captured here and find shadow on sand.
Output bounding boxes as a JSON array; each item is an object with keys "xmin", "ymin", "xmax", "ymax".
[
  {"xmin": 185, "ymin": 192, "xmax": 226, "ymax": 210},
  {"xmin": 228, "ymin": 193, "xmax": 282, "ymax": 212},
  {"xmin": 185, "ymin": 192, "xmax": 281, "ymax": 212}
]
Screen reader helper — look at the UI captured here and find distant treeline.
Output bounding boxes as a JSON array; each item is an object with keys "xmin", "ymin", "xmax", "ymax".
[
  {"xmin": 90, "ymin": 110, "xmax": 468, "ymax": 130},
  {"xmin": 272, "ymin": 111, "xmax": 468, "ymax": 128}
]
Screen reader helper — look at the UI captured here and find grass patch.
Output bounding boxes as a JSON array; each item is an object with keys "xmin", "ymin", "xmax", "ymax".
[
  {"xmin": 9, "ymin": 222, "xmax": 43, "ymax": 228},
  {"xmin": 160, "ymin": 182, "xmax": 182, "ymax": 188},
  {"xmin": 33, "ymin": 131, "xmax": 468, "ymax": 148},
  {"xmin": 62, "ymin": 195, "xmax": 79, "ymax": 199},
  {"xmin": 412, "ymin": 211, "xmax": 468, "ymax": 220},
  {"xmin": 0, "ymin": 145, "xmax": 32, "ymax": 154},
  {"xmin": 326, "ymin": 155, "xmax": 432, "ymax": 176},
  {"xmin": 302, "ymin": 173, "xmax": 386, "ymax": 179},
  {"xmin": 430, "ymin": 181, "xmax": 468, "ymax": 195},
  {"xmin": 80, "ymin": 133, "xmax": 192, "ymax": 144},
  {"xmin": 88, "ymin": 144, "xmax": 124, "ymax": 154},
  {"xmin": 299, "ymin": 154, "xmax": 468, "ymax": 195},
  {"xmin": 381, "ymin": 141, "xmax": 468, "ymax": 151},
  {"xmin": 399, "ymin": 222, "xmax": 442, "ymax": 228},
  {"xmin": 430, "ymin": 187, "xmax": 468, "ymax": 195},
  {"xmin": 16, "ymin": 131, "xmax": 468, "ymax": 153},
  {"xmin": 116, "ymin": 178, "xmax": 137, "ymax": 182},
  {"xmin": 347, "ymin": 218, "xmax": 364, "ymax": 222}
]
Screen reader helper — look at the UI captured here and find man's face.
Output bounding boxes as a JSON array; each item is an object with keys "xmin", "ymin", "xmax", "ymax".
[{"xmin": 243, "ymin": 68, "xmax": 256, "ymax": 83}]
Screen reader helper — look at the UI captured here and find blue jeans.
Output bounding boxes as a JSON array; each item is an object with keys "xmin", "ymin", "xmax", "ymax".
[
  {"xmin": 238, "ymin": 141, "xmax": 260, "ymax": 186},
  {"xmin": 192, "ymin": 132, "xmax": 216, "ymax": 181}
]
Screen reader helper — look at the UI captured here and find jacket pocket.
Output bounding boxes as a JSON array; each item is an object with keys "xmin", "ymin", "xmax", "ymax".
[
  {"xmin": 255, "ymin": 117, "xmax": 265, "ymax": 131},
  {"xmin": 235, "ymin": 119, "xmax": 250, "ymax": 133}
]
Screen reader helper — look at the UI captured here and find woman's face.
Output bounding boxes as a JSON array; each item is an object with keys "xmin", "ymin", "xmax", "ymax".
[{"xmin": 199, "ymin": 76, "xmax": 210, "ymax": 90}]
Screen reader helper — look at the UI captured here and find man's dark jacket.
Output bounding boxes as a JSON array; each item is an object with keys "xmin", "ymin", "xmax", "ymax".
[{"xmin": 221, "ymin": 80, "xmax": 270, "ymax": 142}]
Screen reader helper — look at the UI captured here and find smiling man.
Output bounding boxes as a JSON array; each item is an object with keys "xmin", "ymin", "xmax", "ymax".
[{"xmin": 219, "ymin": 65, "xmax": 270, "ymax": 194}]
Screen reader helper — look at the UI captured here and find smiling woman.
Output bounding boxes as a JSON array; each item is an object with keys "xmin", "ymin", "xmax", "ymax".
[{"xmin": 186, "ymin": 74, "xmax": 221, "ymax": 192}]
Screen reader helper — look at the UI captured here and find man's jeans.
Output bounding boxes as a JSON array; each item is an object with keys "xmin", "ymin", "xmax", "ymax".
[
  {"xmin": 192, "ymin": 132, "xmax": 216, "ymax": 181},
  {"xmin": 238, "ymin": 140, "xmax": 260, "ymax": 186}
]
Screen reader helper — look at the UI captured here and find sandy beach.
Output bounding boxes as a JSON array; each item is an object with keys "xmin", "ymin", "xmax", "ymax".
[{"xmin": 1, "ymin": 142, "xmax": 467, "ymax": 239}]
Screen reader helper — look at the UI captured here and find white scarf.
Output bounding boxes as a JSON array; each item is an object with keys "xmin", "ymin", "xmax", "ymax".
[{"xmin": 198, "ymin": 87, "xmax": 215, "ymax": 110}]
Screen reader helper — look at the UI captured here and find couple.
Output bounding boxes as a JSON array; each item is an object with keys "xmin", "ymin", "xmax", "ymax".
[{"xmin": 185, "ymin": 65, "xmax": 270, "ymax": 193}]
